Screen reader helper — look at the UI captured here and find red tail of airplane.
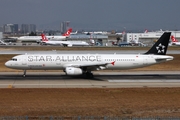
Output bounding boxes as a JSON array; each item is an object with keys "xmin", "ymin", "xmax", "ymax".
[
  {"xmin": 41, "ymin": 34, "xmax": 49, "ymax": 42},
  {"xmin": 144, "ymin": 29, "xmax": 148, "ymax": 33},
  {"xmin": 62, "ymin": 28, "xmax": 72, "ymax": 36},
  {"xmin": 171, "ymin": 35, "xmax": 178, "ymax": 42}
]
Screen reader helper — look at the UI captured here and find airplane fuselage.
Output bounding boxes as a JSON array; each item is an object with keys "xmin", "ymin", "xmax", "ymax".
[
  {"xmin": 42, "ymin": 41, "xmax": 89, "ymax": 46},
  {"xmin": 18, "ymin": 36, "xmax": 67, "ymax": 41},
  {"xmin": 5, "ymin": 54, "xmax": 173, "ymax": 70},
  {"xmin": 172, "ymin": 42, "xmax": 180, "ymax": 46}
]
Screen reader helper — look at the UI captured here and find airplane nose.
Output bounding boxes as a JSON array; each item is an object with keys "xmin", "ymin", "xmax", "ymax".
[{"xmin": 5, "ymin": 61, "xmax": 10, "ymax": 67}]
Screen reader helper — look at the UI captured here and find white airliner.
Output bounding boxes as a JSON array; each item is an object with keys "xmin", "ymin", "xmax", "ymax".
[
  {"xmin": 17, "ymin": 28, "xmax": 72, "ymax": 42},
  {"xmin": 5, "ymin": 32, "xmax": 173, "ymax": 78},
  {"xmin": 41, "ymin": 34, "xmax": 89, "ymax": 47},
  {"xmin": 170, "ymin": 35, "xmax": 180, "ymax": 46}
]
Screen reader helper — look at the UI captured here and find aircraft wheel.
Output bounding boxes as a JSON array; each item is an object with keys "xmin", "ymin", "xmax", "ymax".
[
  {"xmin": 23, "ymin": 70, "xmax": 26, "ymax": 77},
  {"xmin": 86, "ymin": 72, "xmax": 94, "ymax": 79}
]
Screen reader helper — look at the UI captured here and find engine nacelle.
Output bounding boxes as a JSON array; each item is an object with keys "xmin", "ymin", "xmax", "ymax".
[
  {"xmin": 65, "ymin": 67, "xmax": 83, "ymax": 75},
  {"xmin": 67, "ymin": 44, "xmax": 73, "ymax": 47}
]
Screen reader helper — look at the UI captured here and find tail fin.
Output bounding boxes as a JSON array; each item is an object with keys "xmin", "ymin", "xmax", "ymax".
[
  {"xmin": 62, "ymin": 28, "xmax": 72, "ymax": 36},
  {"xmin": 171, "ymin": 35, "xmax": 178, "ymax": 42},
  {"xmin": 145, "ymin": 32, "xmax": 171, "ymax": 55},
  {"xmin": 144, "ymin": 29, "xmax": 148, "ymax": 33},
  {"xmin": 41, "ymin": 34, "xmax": 48, "ymax": 42}
]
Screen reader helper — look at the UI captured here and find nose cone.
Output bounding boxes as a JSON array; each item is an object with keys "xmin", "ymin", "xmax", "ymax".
[{"xmin": 5, "ymin": 61, "xmax": 11, "ymax": 68}]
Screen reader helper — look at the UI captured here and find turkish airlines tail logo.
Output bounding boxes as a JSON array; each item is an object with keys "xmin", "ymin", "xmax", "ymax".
[
  {"xmin": 144, "ymin": 29, "xmax": 148, "ymax": 33},
  {"xmin": 62, "ymin": 28, "xmax": 72, "ymax": 36},
  {"xmin": 41, "ymin": 34, "xmax": 48, "ymax": 42},
  {"xmin": 171, "ymin": 35, "xmax": 178, "ymax": 42}
]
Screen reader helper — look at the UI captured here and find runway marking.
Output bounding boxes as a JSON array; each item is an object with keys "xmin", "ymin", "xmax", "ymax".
[{"xmin": 108, "ymin": 80, "xmax": 180, "ymax": 83}]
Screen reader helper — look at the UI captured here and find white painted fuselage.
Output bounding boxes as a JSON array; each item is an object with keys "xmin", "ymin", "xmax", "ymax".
[
  {"xmin": 18, "ymin": 36, "xmax": 67, "ymax": 42},
  {"xmin": 5, "ymin": 54, "xmax": 173, "ymax": 71},
  {"xmin": 43, "ymin": 41, "xmax": 89, "ymax": 46},
  {"xmin": 172, "ymin": 42, "xmax": 180, "ymax": 46}
]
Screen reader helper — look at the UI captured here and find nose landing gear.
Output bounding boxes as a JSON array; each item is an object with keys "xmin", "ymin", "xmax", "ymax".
[{"xmin": 23, "ymin": 70, "xmax": 26, "ymax": 77}]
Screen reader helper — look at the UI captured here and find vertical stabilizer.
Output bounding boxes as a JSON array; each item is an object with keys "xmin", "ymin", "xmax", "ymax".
[
  {"xmin": 145, "ymin": 32, "xmax": 171, "ymax": 55},
  {"xmin": 171, "ymin": 35, "xmax": 178, "ymax": 42},
  {"xmin": 62, "ymin": 28, "xmax": 72, "ymax": 36},
  {"xmin": 41, "ymin": 34, "xmax": 49, "ymax": 41}
]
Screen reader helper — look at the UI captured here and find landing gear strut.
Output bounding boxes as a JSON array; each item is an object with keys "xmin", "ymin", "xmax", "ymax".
[
  {"xmin": 85, "ymin": 72, "xmax": 94, "ymax": 79},
  {"xmin": 23, "ymin": 70, "xmax": 26, "ymax": 77}
]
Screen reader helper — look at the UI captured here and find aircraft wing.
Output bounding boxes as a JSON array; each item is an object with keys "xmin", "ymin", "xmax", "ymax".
[
  {"xmin": 61, "ymin": 43, "xmax": 72, "ymax": 47},
  {"xmin": 63, "ymin": 62, "xmax": 112, "ymax": 71}
]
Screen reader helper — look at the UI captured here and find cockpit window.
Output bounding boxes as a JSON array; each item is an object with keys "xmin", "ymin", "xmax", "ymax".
[{"xmin": 10, "ymin": 58, "xmax": 17, "ymax": 61}]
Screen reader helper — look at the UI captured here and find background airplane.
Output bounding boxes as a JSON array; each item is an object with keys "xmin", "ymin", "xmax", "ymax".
[
  {"xmin": 170, "ymin": 35, "xmax": 180, "ymax": 46},
  {"xmin": 18, "ymin": 28, "xmax": 72, "ymax": 42},
  {"xmin": 41, "ymin": 34, "xmax": 89, "ymax": 47},
  {"xmin": 5, "ymin": 32, "xmax": 173, "ymax": 78}
]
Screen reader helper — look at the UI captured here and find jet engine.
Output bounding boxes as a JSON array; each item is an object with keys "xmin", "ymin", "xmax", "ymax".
[
  {"xmin": 67, "ymin": 44, "xmax": 73, "ymax": 47},
  {"xmin": 65, "ymin": 67, "xmax": 83, "ymax": 75}
]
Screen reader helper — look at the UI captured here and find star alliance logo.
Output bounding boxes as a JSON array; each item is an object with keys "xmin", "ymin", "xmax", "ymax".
[{"xmin": 156, "ymin": 43, "xmax": 165, "ymax": 53}]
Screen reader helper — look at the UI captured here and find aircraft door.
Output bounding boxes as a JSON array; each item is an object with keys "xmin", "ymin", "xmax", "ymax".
[
  {"xmin": 97, "ymin": 55, "xmax": 102, "ymax": 62},
  {"xmin": 22, "ymin": 55, "xmax": 27, "ymax": 66},
  {"xmin": 143, "ymin": 56, "xmax": 150, "ymax": 65}
]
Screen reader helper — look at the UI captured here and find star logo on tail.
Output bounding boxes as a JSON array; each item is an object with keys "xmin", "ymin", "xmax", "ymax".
[{"xmin": 156, "ymin": 43, "xmax": 165, "ymax": 53}]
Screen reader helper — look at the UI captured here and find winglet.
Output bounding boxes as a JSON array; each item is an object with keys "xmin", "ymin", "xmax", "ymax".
[{"xmin": 145, "ymin": 32, "xmax": 171, "ymax": 55}]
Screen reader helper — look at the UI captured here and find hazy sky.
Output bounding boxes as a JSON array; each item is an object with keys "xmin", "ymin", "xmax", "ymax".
[{"xmin": 0, "ymin": 0, "xmax": 180, "ymax": 31}]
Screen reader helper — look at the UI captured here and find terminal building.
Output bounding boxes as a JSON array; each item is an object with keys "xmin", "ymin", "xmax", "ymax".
[
  {"xmin": 123, "ymin": 30, "xmax": 180, "ymax": 46},
  {"xmin": 3, "ymin": 24, "xmax": 18, "ymax": 34}
]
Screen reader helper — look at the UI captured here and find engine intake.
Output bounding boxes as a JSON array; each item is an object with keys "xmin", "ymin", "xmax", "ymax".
[{"xmin": 65, "ymin": 67, "xmax": 83, "ymax": 75}]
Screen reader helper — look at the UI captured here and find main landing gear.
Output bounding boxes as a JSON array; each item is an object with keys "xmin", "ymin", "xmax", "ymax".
[
  {"xmin": 82, "ymin": 67, "xmax": 94, "ymax": 79},
  {"xmin": 84, "ymin": 72, "xmax": 94, "ymax": 79}
]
